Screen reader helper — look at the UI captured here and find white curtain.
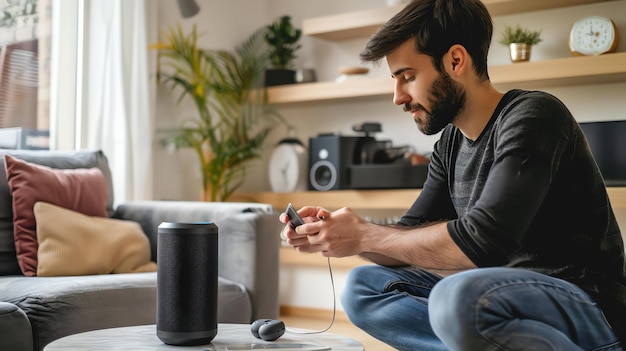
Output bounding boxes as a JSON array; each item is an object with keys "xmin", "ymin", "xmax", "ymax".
[{"xmin": 81, "ymin": 0, "xmax": 156, "ymax": 204}]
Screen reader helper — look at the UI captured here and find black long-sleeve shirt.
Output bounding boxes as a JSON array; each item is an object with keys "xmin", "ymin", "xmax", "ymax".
[{"xmin": 400, "ymin": 89, "xmax": 626, "ymax": 340}]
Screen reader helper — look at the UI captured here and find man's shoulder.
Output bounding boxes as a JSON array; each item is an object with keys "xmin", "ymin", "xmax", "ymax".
[
  {"xmin": 497, "ymin": 89, "xmax": 573, "ymax": 127},
  {"xmin": 503, "ymin": 89, "xmax": 567, "ymax": 111}
]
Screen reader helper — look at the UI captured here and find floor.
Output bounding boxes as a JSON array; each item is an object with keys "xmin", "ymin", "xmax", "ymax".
[{"xmin": 279, "ymin": 314, "xmax": 396, "ymax": 351}]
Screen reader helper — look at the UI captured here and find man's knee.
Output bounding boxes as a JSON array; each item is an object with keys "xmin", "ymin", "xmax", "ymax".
[
  {"xmin": 429, "ymin": 269, "xmax": 489, "ymax": 343},
  {"xmin": 429, "ymin": 268, "xmax": 538, "ymax": 346},
  {"xmin": 341, "ymin": 265, "xmax": 375, "ymax": 315}
]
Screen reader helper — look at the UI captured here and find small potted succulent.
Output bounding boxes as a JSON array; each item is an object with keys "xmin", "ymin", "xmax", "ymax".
[
  {"xmin": 264, "ymin": 15, "xmax": 302, "ymax": 86},
  {"xmin": 499, "ymin": 24, "xmax": 542, "ymax": 62}
]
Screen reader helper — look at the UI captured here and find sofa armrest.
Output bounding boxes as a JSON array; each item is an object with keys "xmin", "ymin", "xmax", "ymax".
[
  {"xmin": 0, "ymin": 302, "xmax": 33, "ymax": 351},
  {"xmin": 112, "ymin": 201, "xmax": 282, "ymax": 321}
]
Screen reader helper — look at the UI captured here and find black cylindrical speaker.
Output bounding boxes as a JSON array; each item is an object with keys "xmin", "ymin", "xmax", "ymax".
[{"xmin": 157, "ymin": 222, "xmax": 218, "ymax": 346}]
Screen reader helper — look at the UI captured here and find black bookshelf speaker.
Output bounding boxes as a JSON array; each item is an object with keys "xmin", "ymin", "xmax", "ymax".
[
  {"xmin": 156, "ymin": 222, "xmax": 218, "ymax": 346},
  {"xmin": 308, "ymin": 135, "xmax": 363, "ymax": 191}
]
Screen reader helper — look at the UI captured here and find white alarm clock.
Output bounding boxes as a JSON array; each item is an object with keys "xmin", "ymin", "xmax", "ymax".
[
  {"xmin": 268, "ymin": 138, "xmax": 308, "ymax": 193},
  {"xmin": 569, "ymin": 16, "xmax": 619, "ymax": 56}
]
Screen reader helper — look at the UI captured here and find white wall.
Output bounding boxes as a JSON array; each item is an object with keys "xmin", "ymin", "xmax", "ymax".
[{"xmin": 153, "ymin": 0, "xmax": 626, "ymax": 311}]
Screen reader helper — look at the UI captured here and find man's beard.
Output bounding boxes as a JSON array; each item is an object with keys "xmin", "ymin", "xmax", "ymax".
[{"xmin": 404, "ymin": 71, "xmax": 466, "ymax": 135}]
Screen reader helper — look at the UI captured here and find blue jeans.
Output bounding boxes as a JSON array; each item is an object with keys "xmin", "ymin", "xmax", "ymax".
[{"xmin": 341, "ymin": 266, "xmax": 621, "ymax": 351}]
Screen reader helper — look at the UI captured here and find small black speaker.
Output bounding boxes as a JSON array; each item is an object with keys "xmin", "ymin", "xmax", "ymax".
[
  {"xmin": 308, "ymin": 135, "xmax": 368, "ymax": 191},
  {"xmin": 157, "ymin": 222, "xmax": 218, "ymax": 346}
]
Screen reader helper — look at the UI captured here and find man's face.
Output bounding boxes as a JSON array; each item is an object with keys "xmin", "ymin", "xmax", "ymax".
[{"xmin": 387, "ymin": 40, "xmax": 466, "ymax": 135}]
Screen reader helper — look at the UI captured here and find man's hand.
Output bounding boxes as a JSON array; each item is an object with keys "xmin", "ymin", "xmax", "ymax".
[
  {"xmin": 279, "ymin": 206, "xmax": 331, "ymax": 252},
  {"xmin": 280, "ymin": 206, "xmax": 371, "ymax": 257}
]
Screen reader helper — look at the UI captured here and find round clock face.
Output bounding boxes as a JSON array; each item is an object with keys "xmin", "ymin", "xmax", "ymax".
[
  {"xmin": 268, "ymin": 142, "xmax": 308, "ymax": 193},
  {"xmin": 569, "ymin": 16, "xmax": 618, "ymax": 56}
]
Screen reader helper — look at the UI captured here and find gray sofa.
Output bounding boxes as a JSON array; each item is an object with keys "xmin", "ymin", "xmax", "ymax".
[{"xmin": 0, "ymin": 149, "xmax": 282, "ymax": 351}]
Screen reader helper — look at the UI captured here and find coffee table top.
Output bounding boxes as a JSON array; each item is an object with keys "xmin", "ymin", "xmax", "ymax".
[{"xmin": 44, "ymin": 323, "xmax": 364, "ymax": 350}]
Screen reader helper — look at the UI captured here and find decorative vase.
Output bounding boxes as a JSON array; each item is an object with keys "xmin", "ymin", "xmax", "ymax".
[{"xmin": 509, "ymin": 43, "xmax": 532, "ymax": 62}]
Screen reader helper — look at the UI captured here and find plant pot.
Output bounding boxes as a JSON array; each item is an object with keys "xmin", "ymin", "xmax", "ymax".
[
  {"xmin": 264, "ymin": 69, "xmax": 296, "ymax": 87},
  {"xmin": 509, "ymin": 43, "xmax": 532, "ymax": 62}
]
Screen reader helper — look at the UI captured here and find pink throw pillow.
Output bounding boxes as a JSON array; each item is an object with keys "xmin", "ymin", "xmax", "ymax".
[{"xmin": 4, "ymin": 154, "xmax": 109, "ymax": 276}]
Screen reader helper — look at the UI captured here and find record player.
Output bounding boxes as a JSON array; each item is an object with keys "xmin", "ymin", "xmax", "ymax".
[{"xmin": 308, "ymin": 123, "xmax": 429, "ymax": 191}]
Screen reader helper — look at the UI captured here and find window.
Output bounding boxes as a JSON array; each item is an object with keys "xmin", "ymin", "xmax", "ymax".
[{"xmin": 0, "ymin": 0, "xmax": 51, "ymax": 148}]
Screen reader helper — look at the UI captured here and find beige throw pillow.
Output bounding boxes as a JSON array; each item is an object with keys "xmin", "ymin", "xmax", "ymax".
[{"xmin": 34, "ymin": 202, "xmax": 157, "ymax": 276}]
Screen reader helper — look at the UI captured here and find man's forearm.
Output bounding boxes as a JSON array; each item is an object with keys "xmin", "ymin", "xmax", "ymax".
[{"xmin": 359, "ymin": 221, "xmax": 476, "ymax": 271}]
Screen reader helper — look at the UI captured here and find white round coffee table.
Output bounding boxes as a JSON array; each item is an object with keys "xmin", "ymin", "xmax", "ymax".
[{"xmin": 44, "ymin": 323, "xmax": 364, "ymax": 350}]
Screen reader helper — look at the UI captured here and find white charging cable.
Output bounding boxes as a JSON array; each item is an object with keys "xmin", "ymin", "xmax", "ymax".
[{"xmin": 286, "ymin": 256, "xmax": 336, "ymax": 334}]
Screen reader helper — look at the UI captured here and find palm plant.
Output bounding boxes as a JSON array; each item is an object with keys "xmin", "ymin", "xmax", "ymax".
[{"xmin": 152, "ymin": 25, "xmax": 281, "ymax": 201}]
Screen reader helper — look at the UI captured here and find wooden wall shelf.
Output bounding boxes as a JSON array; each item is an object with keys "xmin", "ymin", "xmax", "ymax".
[
  {"xmin": 233, "ymin": 187, "xmax": 626, "ymax": 211},
  {"xmin": 230, "ymin": 188, "xmax": 420, "ymax": 211},
  {"xmin": 267, "ymin": 53, "xmax": 626, "ymax": 104},
  {"xmin": 489, "ymin": 53, "xmax": 626, "ymax": 90},
  {"xmin": 302, "ymin": 5, "xmax": 403, "ymax": 41},
  {"xmin": 303, "ymin": 0, "xmax": 611, "ymax": 41},
  {"xmin": 267, "ymin": 76, "xmax": 391, "ymax": 104}
]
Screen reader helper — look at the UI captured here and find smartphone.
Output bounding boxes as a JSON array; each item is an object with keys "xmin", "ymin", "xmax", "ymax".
[{"xmin": 285, "ymin": 203, "xmax": 305, "ymax": 228}]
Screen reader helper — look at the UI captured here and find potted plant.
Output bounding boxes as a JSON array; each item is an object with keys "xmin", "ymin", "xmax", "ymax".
[
  {"xmin": 499, "ymin": 24, "xmax": 542, "ymax": 62},
  {"xmin": 152, "ymin": 25, "xmax": 282, "ymax": 201},
  {"xmin": 264, "ymin": 15, "xmax": 302, "ymax": 86}
]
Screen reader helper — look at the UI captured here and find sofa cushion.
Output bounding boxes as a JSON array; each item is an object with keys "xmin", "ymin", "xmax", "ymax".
[
  {"xmin": 0, "ymin": 302, "xmax": 32, "ymax": 351},
  {"xmin": 0, "ymin": 273, "xmax": 252, "ymax": 350},
  {"xmin": 0, "ymin": 150, "xmax": 114, "ymax": 276},
  {"xmin": 34, "ymin": 202, "xmax": 156, "ymax": 276},
  {"xmin": 5, "ymin": 155, "xmax": 109, "ymax": 276}
]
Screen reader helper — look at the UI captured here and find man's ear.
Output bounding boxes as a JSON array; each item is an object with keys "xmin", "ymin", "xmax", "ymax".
[{"xmin": 446, "ymin": 45, "xmax": 468, "ymax": 75}]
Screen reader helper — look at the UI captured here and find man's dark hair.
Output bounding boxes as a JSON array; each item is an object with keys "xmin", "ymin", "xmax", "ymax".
[{"xmin": 360, "ymin": 0, "xmax": 493, "ymax": 81}]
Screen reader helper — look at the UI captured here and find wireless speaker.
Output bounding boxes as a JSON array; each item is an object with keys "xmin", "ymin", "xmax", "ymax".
[{"xmin": 156, "ymin": 222, "xmax": 218, "ymax": 346}]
